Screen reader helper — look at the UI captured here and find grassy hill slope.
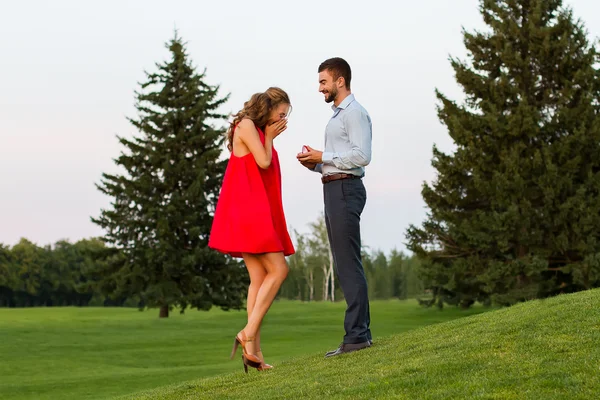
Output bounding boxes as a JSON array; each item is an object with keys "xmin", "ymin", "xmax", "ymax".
[{"xmin": 125, "ymin": 290, "xmax": 600, "ymax": 400}]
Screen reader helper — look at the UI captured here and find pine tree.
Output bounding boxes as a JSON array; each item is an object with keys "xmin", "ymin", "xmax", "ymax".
[
  {"xmin": 406, "ymin": 0, "xmax": 600, "ymax": 307},
  {"xmin": 92, "ymin": 34, "xmax": 247, "ymax": 317}
]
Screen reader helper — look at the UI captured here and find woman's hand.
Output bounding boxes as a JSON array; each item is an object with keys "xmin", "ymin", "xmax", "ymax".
[{"xmin": 265, "ymin": 119, "xmax": 288, "ymax": 139}]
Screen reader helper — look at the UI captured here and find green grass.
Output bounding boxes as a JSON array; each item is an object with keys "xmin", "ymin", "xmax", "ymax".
[
  {"xmin": 0, "ymin": 299, "xmax": 487, "ymax": 400},
  {"xmin": 123, "ymin": 290, "xmax": 600, "ymax": 400}
]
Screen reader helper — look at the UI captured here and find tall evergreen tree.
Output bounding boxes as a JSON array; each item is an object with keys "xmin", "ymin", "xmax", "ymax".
[
  {"xmin": 92, "ymin": 34, "xmax": 247, "ymax": 317},
  {"xmin": 407, "ymin": 0, "xmax": 600, "ymax": 307}
]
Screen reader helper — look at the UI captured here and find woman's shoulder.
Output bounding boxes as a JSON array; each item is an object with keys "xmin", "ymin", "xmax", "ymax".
[
  {"xmin": 237, "ymin": 118, "xmax": 256, "ymax": 129},
  {"xmin": 236, "ymin": 119, "xmax": 260, "ymax": 137}
]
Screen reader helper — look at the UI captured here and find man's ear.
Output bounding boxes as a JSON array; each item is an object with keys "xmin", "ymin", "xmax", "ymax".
[{"xmin": 337, "ymin": 77, "xmax": 345, "ymax": 89}]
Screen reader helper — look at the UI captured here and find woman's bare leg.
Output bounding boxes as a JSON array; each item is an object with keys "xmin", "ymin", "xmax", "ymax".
[
  {"xmin": 242, "ymin": 253, "xmax": 267, "ymax": 357},
  {"xmin": 241, "ymin": 252, "xmax": 288, "ymax": 356}
]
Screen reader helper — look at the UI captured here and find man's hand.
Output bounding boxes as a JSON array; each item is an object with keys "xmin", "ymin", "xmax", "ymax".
[
  {"xmin": 296, "ymin": 145, "xmax": 323, "ymax": 164},
  {"xmin": 300, "ymin": 161, "xmax": 317, "ymax": 170}
]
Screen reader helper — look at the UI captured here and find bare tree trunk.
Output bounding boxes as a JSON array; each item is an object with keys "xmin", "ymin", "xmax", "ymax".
[
  {"xmin": 329, "ymin": 265, "xmax": 335, "ymax": 302},
  {"xmin": 309, "ymin": 269, "xmax": 314, "ymax": 301},
  {"xmin": 159, "ymin": 305, "xmax": 169, "ymax": 318},
  {"xmin": 329, "ymin": 248, "xmax": 335, "ymax": 302},
  {"xmin": 322, "ymin": 263, "xmax": 329, "ymax": 301}
]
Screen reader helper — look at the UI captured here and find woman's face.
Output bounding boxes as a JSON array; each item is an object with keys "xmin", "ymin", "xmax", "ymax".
[{"xmin": 268, "ymin": 103, "xmax": 290, "ymax": 124}]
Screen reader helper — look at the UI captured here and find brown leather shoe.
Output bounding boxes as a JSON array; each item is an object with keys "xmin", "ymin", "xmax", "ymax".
[
  {"xmin": 257, "ymin": 361, "xmax": 273, "ymax": 371},
  {"xmin": 324, "ymin": 341, "xmax": 371, "ymax": 358},
  {"xmin": 256, "ymin": 349, "xmax": 273, "ymax": 371},
  {"xmin": 242, "ymin": 355, "xmax": 273, "ymax": 372},
  {"xmin": 231, "ymin": 331, "xmax": 261, "ymax": 369}
]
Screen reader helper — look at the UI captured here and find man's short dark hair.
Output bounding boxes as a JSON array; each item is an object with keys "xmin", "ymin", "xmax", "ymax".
[{"xmin": 318, "ymin": 57, "xmax": 351, "ymax": 89}]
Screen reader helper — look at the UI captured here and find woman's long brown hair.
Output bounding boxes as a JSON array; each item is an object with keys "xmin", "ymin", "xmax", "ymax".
[{"xmin": 227, "ymin": 87, "xmax": 291, "ymax": 151}]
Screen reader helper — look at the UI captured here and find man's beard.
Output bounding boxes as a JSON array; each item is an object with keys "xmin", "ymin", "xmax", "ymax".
[{"xmin": 324, "ymin": 87, "xmax": 337, "ymax": 103}]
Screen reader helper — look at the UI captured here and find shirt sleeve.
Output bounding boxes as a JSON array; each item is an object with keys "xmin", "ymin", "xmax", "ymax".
[{"xmin": 321, "ymin": 109, "xmax": 372, "ymax": 170}]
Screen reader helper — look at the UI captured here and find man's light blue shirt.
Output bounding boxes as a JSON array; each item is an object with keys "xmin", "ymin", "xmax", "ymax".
[{"xmin": 314, "ymin": 94, "xmax": 372, "ymax": 176}]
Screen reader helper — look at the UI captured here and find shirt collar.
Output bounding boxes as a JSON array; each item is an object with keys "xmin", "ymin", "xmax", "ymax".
[{"xmin": 331, "ymin": 94, "xmax": 355, "ymax": 111}]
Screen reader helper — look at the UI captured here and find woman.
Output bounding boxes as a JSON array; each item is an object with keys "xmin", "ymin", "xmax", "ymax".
[{"xmin": 209, "ymin": 87, "xmax": 294, "ymax": 372}]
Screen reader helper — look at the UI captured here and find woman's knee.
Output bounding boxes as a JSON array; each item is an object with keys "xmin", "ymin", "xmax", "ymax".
[
  {"xmin": 271, "ymin": 262, "xmax": 288, "ymax": 282},
  {"xmin": 244, "ymin": 255, "xmax": 267, "ymax": 282},
  {"xmin": 261, "ymin": 253, "xmax": 289, "ymax": 280},
  {"xmin": 249, "ymin": 271, "xmax": 267, "ymax": 285},
  {"xmin": 279, "ymin": 263, "xmax": 289, "ymax": 279}
]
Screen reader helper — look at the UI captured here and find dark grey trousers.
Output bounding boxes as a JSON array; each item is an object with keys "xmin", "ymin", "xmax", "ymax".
[{"xmin": 323, "ymin": 178, "xmax": 372, "ymax": 344}]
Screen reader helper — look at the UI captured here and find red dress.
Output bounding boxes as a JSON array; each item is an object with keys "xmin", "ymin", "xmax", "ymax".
[{"xmin": 209, "ymin": 125, "xmax": 295, "ymax": 258}]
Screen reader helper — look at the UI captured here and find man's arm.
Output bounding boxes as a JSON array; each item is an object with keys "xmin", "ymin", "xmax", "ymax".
[{"xmin": 322, "ymin": 109, "xmax": 372, "ymax": 170}]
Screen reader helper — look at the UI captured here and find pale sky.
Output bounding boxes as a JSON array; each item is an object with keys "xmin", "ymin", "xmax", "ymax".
[{"xmin": 1, "ymin": 0, "xmax": 599, "ymax": 253}]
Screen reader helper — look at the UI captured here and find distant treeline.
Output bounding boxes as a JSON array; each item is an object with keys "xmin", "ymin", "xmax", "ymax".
[
  {"xmin": 0, "ymin": 239, "xmax": 140, "ymax": 308},
  {"xmin": 0, "ymin": 232, "xmax": 423, "ymax": 308}
]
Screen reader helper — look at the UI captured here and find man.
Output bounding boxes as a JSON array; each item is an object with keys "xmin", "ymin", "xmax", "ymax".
[{"xmin": 297, "ymin": 57, "xmax": 373, "ymax": 357}]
